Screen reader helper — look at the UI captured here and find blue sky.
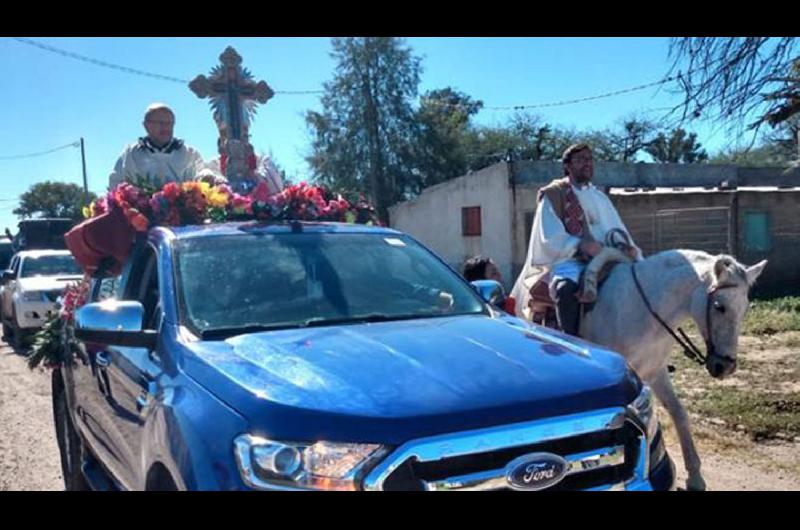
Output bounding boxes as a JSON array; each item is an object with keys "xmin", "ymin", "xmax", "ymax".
[{"xmin": 0, "ymin": 37, "xmax": 739, "ymax": 232}]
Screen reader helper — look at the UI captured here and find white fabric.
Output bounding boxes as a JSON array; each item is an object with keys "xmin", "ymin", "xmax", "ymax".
[
  {"xmin": 201, "ymin": 156, "xmax": 284, "ymax": 195},
  {"xmin": 109, "ymin": 142, "xmax": 205, "ymax": 189},
  {"xmin": 510, "ymin": 182, "xmax": 642, "ymax": 319}
]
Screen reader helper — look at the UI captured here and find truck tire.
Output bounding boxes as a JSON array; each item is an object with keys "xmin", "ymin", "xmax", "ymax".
[
  {"xmin": 11, "ymin": 311, "xmax": 26, "ymax": 352},
  {"xmin": 52, "ymin": 373, "xmax": 90, "ymax": 491}
]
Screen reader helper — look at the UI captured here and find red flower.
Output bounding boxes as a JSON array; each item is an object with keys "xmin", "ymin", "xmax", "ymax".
[
  {"xmin": 251, "ymin": 181, "xmax": 272, "ymax": 202},
  {"xmin": 162, "ymin": 182, "xmax": 181, "ymax": 202},
  {"xmin": 128, "ymin": 212, "xmax": 150, "ymax": 232}
]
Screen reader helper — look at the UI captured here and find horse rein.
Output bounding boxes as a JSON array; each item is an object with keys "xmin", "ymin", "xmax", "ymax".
[{"xmin": 631, "ymin": 263, "xmax": 737, "ymax": 367}]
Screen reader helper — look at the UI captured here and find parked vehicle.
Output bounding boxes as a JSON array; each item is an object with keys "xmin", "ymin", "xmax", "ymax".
[
  {"xmin": 0, "ymin": 237, "xmax": 13, "ymax": 270},
  {"xmin": 1, "ymin": 250, "xmax": 83, "ymax": 349},
  {"xmin": 53, "ymin": 222, "xmax": 674, "ymax": 491},
  {"xmin": 9, "ymin": 218, "xmax": 74, "ymax": 252}
]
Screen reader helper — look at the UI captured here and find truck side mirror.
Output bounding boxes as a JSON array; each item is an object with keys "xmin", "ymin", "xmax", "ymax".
[
  {"xmin": 74, "ymin": 300, "xmax": 157, "ymax": 350},
  {"xmin": 1, "ymin": 269, "xmax": 15, "ymax": 285},
  {"xmin": 470, "ymin": 280, "xmax": 505, "ymax": 306}
]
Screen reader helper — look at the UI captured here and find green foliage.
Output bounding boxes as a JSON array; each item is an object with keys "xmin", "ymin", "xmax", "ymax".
[
  {"xmin": 14, "ymin": 181, "xmax": 96, "ymax": 221},
  {"xmin": 645, "ymin": 128, "xmax": 709, "ymax": 163},
  {"xmin": 743, "ymin": 297, "xmax": 800, "ymax": 335},
  {"xmin": 709, "ymin": 118, "xmax": 799, "ymax": 167},
  {"xmin": 414, "ymin": 87, "xmax": 483, "ymax": 191},
  {"xmin": 694, "ymin": 388, "xmax": 800, "ymax": 440},
  {"xmin": 27, "ymin": 314, "xmax": 64, "ymax": 370},
  {"xmin": 305, "ymin": 37, "xmax": 422, "ymax": 221}
]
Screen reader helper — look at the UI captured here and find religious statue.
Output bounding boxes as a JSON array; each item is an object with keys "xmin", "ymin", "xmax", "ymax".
[{"xmin": 190, "ymin": 46, "xmax": 281, "ymax": 194}]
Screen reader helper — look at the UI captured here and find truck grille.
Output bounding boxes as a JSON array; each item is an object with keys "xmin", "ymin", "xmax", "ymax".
[
  {"xmin": 363, "ymin": 408, "xmax": 646, "ymax": 491},
  {"xmin": 44, "ymin": 289, "xmax": 64, "ymax": 303}
]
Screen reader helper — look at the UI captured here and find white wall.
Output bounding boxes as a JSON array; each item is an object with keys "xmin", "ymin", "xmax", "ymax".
[{"xmin": 389, "ymin": 164, "xmax": 514, "ymax": 288}]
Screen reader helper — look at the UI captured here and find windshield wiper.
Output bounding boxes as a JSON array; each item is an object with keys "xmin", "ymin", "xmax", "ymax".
[
  {"xmin": 200, "ymin": 323, "xmax": 303, "ymax": 340},
  {"xmin": 300, "ymin": 313, "xmax": 440, "ymax": 328},
  {"xmin": 200, "ymin": 312, "xmax": 473, "ymax": 339}
]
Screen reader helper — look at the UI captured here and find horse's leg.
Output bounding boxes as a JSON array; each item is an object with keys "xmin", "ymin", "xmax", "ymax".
[{"xmin": 647, "ymin": 368, "xmax": 707, "ymax": 491}]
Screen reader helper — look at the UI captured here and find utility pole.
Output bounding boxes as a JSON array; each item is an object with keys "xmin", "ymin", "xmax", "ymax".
[{"xmin": 80, "ymin": 137, "xmax": 88, "ymax": 205}]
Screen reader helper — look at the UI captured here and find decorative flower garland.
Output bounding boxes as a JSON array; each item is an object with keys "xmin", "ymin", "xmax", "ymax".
[
  {"xmin": 89, "ymin": 178, "xmax": 381, "ymax": 232},
  {"xmin": 28, "ymin": 179, "xmax": 380, "ymax": 370},
  {"xmin": 27, "ymin": 279, "xmax": 89, "ymax": 370}
]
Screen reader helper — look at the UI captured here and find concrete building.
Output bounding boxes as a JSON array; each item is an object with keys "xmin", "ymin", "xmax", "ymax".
[{"xmin": 389, "ymin": 161, "xmax": 800, "ymax": 296}]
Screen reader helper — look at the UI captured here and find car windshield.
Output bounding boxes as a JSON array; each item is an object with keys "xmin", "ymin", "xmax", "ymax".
[
  {"xmin": 20, "ymin": 254, "xmax": 82, "ymax": 277},
  {"xmin": 175, "ymin": 230, "xmax": 486, "ymax": 337}
]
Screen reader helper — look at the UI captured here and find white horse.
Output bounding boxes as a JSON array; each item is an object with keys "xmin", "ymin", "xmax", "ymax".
[{"xmin": 575, "ymin": 249, "xmax": 767, "ymax": 491}]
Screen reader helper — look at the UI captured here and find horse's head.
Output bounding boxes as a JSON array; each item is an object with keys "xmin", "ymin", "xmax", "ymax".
[{"xmin": 692, "ymin": 256, "xmax": 767, "ymax": 379}]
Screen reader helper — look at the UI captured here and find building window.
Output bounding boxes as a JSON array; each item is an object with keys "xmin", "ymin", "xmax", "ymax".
[
  {"xmin": 462, "ymin": 206, "xmax": 482, "ymax": 236},
  {"xmin": 744, "ymin": 211, "xmax": 771, "ymax": 253},
  {"xmin": 524, "ymin": 210, "xmax": 535, "ymax": 248}
]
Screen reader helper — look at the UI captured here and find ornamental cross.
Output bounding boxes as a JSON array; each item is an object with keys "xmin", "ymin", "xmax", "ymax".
[{"xmin": 189, "ymin": 46, "xmax": 274, "ymax": 141}]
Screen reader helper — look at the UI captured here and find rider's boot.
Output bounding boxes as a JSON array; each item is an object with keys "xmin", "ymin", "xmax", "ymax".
[{"xmin": 554, "ymin": 279, "xmax": 580, "ymax": 337}]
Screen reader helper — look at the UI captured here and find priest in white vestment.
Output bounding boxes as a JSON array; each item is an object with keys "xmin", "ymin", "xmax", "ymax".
[
  {"xmin": 510, "ymin": 143, "xmax": 642, "ymax": 335},
  {"xmin": 109, "ymin": 103, "xmax": 205, "ymax": 189}
]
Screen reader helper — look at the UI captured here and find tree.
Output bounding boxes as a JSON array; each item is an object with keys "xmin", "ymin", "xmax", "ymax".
[
  {"xmin": 645, "ymin": 128, "xmax": 709, "ymax": 163},
  {"xmin": 709, "ymin": 142, "xmax": 796, "ymax": 167},
  {"xmin": 305, "ymin": 37, "xmax": 422, "ymax": 221},
  {"xmin": 668, "ymin": 38, "xmax": 800, "ymax": 139},
  {"xmin": 607, "ymin": 117, "xmax": 658, "ymax": 162},
  {"xmin": 14, "ymin": 182, "xmax": 96, "ymax": 221},
  {"xmin": 414, "ymin": 87, "xmax": 482, "ymax": 190}
]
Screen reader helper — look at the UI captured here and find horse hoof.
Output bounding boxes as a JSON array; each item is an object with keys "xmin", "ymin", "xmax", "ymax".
[{"xmin": 686, "ymin": 477, "xmax": 707, "ymax": 491}]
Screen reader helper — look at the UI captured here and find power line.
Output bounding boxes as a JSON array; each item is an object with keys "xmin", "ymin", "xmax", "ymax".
[
  {"xmin": 11, "ymin": 37, "xmax": 324, "ymax": 95},
  {"xmin": 12, "ymin": 36, "xmax": 719, "ymax": 119},
  {"xmin": 421, "ymin": 77, "xmax": 682, "ymax": 113},
  {"xmin": 0, "ymin": 141, "xmax": 80, "ymax": 160}
]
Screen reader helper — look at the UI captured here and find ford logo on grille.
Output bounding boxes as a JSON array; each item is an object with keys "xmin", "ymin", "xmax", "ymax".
[{"xmin": 505, "ymin": 453, "xmax": 569, "ymax": 491}]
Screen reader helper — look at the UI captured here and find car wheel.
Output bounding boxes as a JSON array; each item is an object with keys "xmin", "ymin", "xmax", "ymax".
[
  {"xmin": 52, "ymin": 373, "xmax": 90, "ymax": 491},
  {"xmin": 1, "ymin": 319, "xmax": 10, "ymax": 343},
  {"xmin": 11, "ymin": 311, "xmax": 26, "ymax": 352}
]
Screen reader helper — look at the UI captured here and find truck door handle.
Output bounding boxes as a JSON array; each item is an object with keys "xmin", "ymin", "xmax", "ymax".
[
  {"xmin": 136, "ymin": 380, "xmax": 158, "ymax": 412},
  {"xmin": 95, "ymin": 351, "xmax": 111, "ymax": 369}
]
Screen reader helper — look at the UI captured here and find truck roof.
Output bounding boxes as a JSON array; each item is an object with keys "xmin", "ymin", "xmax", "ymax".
[
  {"xmin": 14, "ymin": 249, "xmax": 73, "ymax": 259},
  {"xmin": 163, "ymin": 221, "xmax": 402, "ymax": 240}
]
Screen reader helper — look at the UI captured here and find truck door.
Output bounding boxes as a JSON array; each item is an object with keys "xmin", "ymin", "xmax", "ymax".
[
  {"xmin": 93, "ymin": 244, "xmax": 164, "ymax": 489},
  {"xmin": 3, "ymin": 256, "xmax": 20, "ymax": 320},
  {"xmin": 69, "ymin": 272, "xmax": 130, "ymax": 486}
]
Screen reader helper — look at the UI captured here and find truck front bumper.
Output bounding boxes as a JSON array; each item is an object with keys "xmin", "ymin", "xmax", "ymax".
[{"xmin": 14, "ymin": 301, "xmax": 58, "ymax": 329}]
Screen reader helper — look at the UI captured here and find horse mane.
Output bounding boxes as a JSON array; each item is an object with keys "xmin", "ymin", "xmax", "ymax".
[{"xmin": 642, "ymin": 249, "xmax": 748, "ymax": 285}]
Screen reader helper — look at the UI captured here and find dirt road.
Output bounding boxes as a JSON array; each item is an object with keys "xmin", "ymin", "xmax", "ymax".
[
  {"xmin": 0, "ymin": 344, "xmax": 63, "ymax": 491},
  {"xmin": 0, "ymin": 340, "xmax": 797, "ymax": 491}
]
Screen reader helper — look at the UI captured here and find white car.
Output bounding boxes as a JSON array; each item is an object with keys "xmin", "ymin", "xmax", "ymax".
[{"xmin": 1, "ymin": 250, "xmax": 83, "ymax": 349}]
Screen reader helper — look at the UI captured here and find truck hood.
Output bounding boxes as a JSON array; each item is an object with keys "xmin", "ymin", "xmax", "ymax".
[
  {"xmin": 17, "ymin": 275, "xmax": 83, "ymax": 292},
  {"xmin": 181, "ymin": 315, "xmax": 639, "ymax": 443}
]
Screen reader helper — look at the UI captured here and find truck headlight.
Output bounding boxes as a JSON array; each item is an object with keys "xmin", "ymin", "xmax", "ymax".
[
  {"xmin": 628, "ymin": 384, "xmax": 657, "ymax": 440},
  {"xmin": 234, "ymin": 434, "xmax": 386, "ymax": 491},
  {"xmin": 22, "ymin": 291, "xmax": 45, "ymax": 302}
]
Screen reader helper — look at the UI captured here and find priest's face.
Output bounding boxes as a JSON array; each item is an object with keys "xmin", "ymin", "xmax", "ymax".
[
  {"xmin": 144, "ymin": 109, "xmax": 175, "ymax": 147},
  {"xmin": 566, "ymin": 148, "xmax": 593, "ymax": 184}
]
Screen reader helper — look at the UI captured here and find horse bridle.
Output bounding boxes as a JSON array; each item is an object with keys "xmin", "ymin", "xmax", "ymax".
[{"xmin": 631, "ymin": 263, "xmax": 738, "ymax": 367}]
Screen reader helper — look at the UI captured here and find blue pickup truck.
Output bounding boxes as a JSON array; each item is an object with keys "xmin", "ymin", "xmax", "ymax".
[{"xmin": 52, "ymin": 221, "xmax": 674, "ymax": 491}]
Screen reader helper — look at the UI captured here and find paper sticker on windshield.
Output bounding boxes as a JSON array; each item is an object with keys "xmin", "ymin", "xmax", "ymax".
[{"xmin": 384, "ymin": 238, "xmax": 406, "ymax": 247}]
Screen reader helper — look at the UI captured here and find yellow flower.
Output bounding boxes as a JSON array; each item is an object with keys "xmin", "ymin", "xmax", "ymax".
[
  {"xmin": 181, "ymin": 181, "xmax": 209, "ymax": 195},
  {"xmin": 207, "ymin": 189, "xmax": 229, "ymax": 209}
]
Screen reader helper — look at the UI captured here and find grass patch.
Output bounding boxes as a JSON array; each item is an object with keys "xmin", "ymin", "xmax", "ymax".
[
  {"xmin": 744, "ymin": 297, "xmax": 800, "ymax": 335},
  {"xmin": 693, "ymin": 388, "xmax": 800, "ymax": 441}
]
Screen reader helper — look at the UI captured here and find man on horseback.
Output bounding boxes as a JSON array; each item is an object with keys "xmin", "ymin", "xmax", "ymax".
[{"xmin": 510, "ymin": 143, "xmax": 642, "ymax": 336}]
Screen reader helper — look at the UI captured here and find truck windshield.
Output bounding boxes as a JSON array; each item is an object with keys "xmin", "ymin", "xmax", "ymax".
[
  {"xmin": 20, "ymin": 255, "xmax": 82, "ymax": 277},
  {"xmin": 175, "ymin": 231, "xmax": 486, "ymax": 336}
]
